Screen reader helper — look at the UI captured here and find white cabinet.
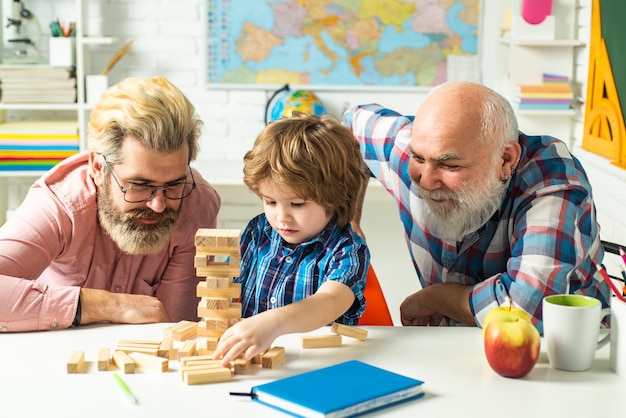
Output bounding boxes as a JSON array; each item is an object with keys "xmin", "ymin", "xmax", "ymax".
[
  {"xmin": 0, "ymin": 0, "xmax": 114, "ymax": 224},
  {"xmin": 491, "ymin": 0, "xmax": 584, "ymax": 147},
  {"xmin": 497, "ymin": 38, "xmax": 583, "ymax": 144},
  {"xmin": 0, "ymin": 0, "xmax": 114, "ymax": 177}
]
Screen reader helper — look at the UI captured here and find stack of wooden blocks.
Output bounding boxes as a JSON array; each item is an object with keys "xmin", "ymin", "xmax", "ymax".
[{"xmin": 194, "ymin": 228, "xmax": 243, "ymax": 345}]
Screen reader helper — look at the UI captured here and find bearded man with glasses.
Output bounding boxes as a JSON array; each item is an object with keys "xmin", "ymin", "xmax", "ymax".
[{"xmin": 0, "ymin": 76, "xmax": 221, "ymax": 332}]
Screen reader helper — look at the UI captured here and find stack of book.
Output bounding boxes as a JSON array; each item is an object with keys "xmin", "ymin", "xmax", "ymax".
[
  {"xmin": 0, "ymin": 120, "xmax": 79, "ymax": 171},
  {"xmin": 0, "ymin": 65, "xmax": 77, "ymax": 104},
  {"xmin": 510, "ymin": 73, "xmax": 574, "ymax": 111}
]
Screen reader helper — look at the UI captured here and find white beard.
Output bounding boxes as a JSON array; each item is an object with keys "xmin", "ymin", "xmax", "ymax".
[{"xmin": 419, "ymin": 170, "xmax": 507, "ymax": 243}]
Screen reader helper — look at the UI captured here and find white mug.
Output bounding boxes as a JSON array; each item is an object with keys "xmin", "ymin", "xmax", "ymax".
[
  {"xmin": 542, "ymin": 294, "xmax": 610, "ymax": 371},
  {"xmin": 610, "ymin": 296, "xmax": 626, "ymax": 379}
]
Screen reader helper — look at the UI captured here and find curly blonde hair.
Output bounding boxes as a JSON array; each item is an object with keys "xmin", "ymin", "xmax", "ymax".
[
  {"xmin": 243, "ymin": 112, "xmax": 368, "ymax": 229},
  {"xmin": 87, "ymin": 76, "xmax": 201, "ymax": 165}
]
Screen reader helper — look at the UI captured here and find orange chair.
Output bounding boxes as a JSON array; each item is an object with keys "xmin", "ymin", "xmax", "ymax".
[{"xmin": 359, "ymin": 265, "xmax": 394, "ymax": 325}]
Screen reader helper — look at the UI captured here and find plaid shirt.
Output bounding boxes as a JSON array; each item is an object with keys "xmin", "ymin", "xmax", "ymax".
[
  {"xmin": 343, "ymin": 104, "xmax": 609, "ymax": 332},
  {"xmin": 237, "ymin": 214, "xmax": 369, "ymax": 325}
]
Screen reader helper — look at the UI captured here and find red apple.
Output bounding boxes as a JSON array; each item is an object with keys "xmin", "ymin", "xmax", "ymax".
[{"xmin": 483, "ymin": 307, "xmax": 540, "ymax": 378}]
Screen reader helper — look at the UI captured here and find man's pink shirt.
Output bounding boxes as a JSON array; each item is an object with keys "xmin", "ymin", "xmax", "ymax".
[{"xmin": 0, "ymin": 152, "xmax": 221, "ymax": 331}]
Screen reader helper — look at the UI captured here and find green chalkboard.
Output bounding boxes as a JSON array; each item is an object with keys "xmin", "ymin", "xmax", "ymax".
[{"xmin": 600, "ymin": 0, "xmax": 626, "ymax": 115}]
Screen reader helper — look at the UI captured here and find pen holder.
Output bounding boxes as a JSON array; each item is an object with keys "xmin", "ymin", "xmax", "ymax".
[
  {"xmin": 49, "ymin": 37, "xmax": 76, "ymax": 67},
  {"xmin": 86, "ymin": 74, "xmax": 109, "ymax": 105}
]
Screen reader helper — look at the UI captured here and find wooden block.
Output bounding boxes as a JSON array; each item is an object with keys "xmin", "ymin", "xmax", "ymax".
[
  {"xmin": 115, "ymin": 346, "xmax": 159, "ymax": 356},
  {"xmin": 301, "ymin": 334, "xmax": 342, "ymax": 349},
  {"xmin": 158, "ymin": 337, "xmax": 173, "ymax": 359},
  {"xmin": 196, "ymin": 264, "xmax": 241, "ymax": 278},
  {"xmin": 164, "ymin": 320, "xmax": 197, "ymax": 341},
  {"xmin": 195, "ymin": 228, "xmax": 242, "ymax": 250},
  {"xmin": 97, "ymin": 348, "xmax": 110, "ymax": 371},
  {"xmin": 194, "ymin": 253, "xmax": 210, "ymax": 267},
  {"xmin": 179, "ymin": 355, "xmax": 221, "ymax": 367},
  {"xmin": 204, "ymin": 277, "xmax": 233, "ymax": 289},
  {"xmin": 261, "ymin": 346, "xmax": 285, "ymax": 369},
  {"xmin": 67, "ymin": 350, "xmax": 85, "ymax": 373},
  {"xmin": 184, "ymin": 367, "xmax": 232, "ymax": 385},
  {"xmin": 198, "ymin": 302, "xmax": 241, "ymax": 320},
  {"xmin": 195, "ymin": 246, "xmax": 241, "ymax": 257},
  {"xmin": 128, "ymin": 352, "xmax": 168, "ymax": 372},
  {"xmin": 196, "ymin": 282, "xmax": 241, "ymax": 299},
  {"xmin": 233, "ymin": 358, "xmax": 250, "ymax": 374},
  {"xmin": 178, "ymin": 339, "xmax": 197, "ymax": 360},
  {"xmin": 201, "ymin": 319, "xmax": 230, "ymax": 331},
  {"xmin": 196, "ymin": 327, "xmax": 226, "ymax": 339},
  {"xmin": 117, "ymin": 340, "xmax": 161, "ymax": 348},
  {"xmin": 331, "ymin": 322, "xmax": 369, "ymax": 341},
  {"xmin": 112, "ymin": 351, "xmax": 135, "ymax": 374}
]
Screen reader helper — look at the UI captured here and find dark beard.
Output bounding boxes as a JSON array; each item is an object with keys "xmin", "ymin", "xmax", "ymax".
[{"xmin": 97, "ymin": 179, "xmax": 182, "ymax": 255}]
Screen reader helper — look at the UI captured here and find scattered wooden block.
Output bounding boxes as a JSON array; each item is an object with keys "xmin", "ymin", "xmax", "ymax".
[
  {"xmin": 117, "ymin": 339, "xmax": 161, "ymax": 348},
  {"xmin": 158, "ymin": 337, "xmax": 173, "ymax": 359},
  {"xmin": 179, "ymin": 355, "xmax": 220, "ymax": 367},
  {"xmin": 183, "ymin": 367, "xmax": 232, "ymax": 385},
  {"xmin": 261, "ymin": 346, "xmax": 285, "ymax": 368},
  {"xmin": 301, "ymin": 334, "xmax": 342, "ymax": 348},
  {"xmin": 163, "ymin": 320, "xmax": 197, "ymax": 341},
  {"xmin": 114, "ymin": 345, "xmax": 159, "ymax": 356},
  {"xmin": 331, "ymin": 322, "xmax": 368, "ymax": 341},
  {"xmin": 112, "ymin": 350, "xmax": 135, "ymax": 374},
  {"xmin": 178, "ymin": 339, "xmax": 197, "ymax": 360},
  {"xmin": 97, "ymin": 348, "xmax": 110, "ymax": 371},
  {"xmin": 205, "ymin": 337, "xmax": 220, "ymax": 352},
  {"xmin": 67, "ymin": 350, "xmax": 85, "ymax": 373},
  {"xmin": 128, "ymin": 352, "xmax": 168, "ymax": 372},
  {"xmin": 233, "ymin": 358, "xmax": 250, "ymax": 374}
]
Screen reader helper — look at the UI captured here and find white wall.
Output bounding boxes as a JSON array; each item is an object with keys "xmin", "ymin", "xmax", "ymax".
[{"xmin": 2, "ymin": 0, "xmax": 625, "ymax": 324}]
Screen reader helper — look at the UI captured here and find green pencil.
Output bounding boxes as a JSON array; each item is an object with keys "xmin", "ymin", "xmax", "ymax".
[{"xmin": 113, "ymin": 372, "xmax": 138, "ymax": 405}]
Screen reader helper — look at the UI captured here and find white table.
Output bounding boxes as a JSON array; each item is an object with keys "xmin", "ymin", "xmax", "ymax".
[{"xmin": 1, "ymin": 324, "xmax": 622, "ymax": 418}]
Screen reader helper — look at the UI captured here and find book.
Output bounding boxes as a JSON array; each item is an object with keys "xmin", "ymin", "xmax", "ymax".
[
  {"xmin": 513, "ymin": 99, "xmax": 572, "ymax": 106},
  {"xmin": 0, "ymin": 78, "xmax": 77, "ymax": 89},
  {"xmin": 247, "ymin": 360, "xmax": 424, "ymax": 417},
  {"xmin": 0, "ymin": 64, "xmax": 75, "ymax": 79},
  {"xmin": 0, "ymin": 90, "xmax": 77, "ymax": 104},
  {"xmin": 511, "ymin": 84, "xmax": 572, "ymax": 93}
]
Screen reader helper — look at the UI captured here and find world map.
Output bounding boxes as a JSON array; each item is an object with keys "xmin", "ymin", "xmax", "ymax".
[{"xmin": 207, "ymin": 0, "xmax": 479, "ymax": 87}]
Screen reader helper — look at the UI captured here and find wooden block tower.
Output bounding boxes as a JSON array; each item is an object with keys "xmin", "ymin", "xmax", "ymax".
[{"xmin": 194, "ymin": 229, "xmax": 243, "ymax": 340}]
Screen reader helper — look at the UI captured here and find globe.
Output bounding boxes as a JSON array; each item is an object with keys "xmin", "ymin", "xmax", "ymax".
[{"xmin": 267, "ymin": 88, "xmax": 327, "ymax": 123}]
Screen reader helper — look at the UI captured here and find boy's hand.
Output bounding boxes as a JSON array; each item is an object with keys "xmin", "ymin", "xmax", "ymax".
[{"xmin": 212, "ymin": 311, "xmax": 280, "ymax": 366}]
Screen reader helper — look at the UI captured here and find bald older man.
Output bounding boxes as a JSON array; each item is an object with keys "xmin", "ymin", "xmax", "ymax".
[{"xmin": 343, "ymin": 81, "xmax": 609, "ymax": 334}]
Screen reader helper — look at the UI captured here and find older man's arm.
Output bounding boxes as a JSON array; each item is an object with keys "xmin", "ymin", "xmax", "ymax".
[{"xmin": 400, "ymin": 283, "xmax": 475, "ymax": 326}]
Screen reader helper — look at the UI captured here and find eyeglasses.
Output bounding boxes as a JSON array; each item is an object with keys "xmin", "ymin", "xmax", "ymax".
[{"xmin": 101, "ymin": 155, "xmax": 196, "ymax": 203}]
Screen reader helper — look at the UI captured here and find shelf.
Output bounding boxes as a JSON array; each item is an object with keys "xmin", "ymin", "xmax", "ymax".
[
  {"xmin": 79, "ymin": 36, "xmax": 117, "ymax": 46},
  {"xmin": 0, "ymin": 103, "xmax": 80, "ymax": 110},
  {"xmin": 0, "ymin": 171, "xmax": 46, "ymax": 177},
  {"xmin": 499, "ymin": 37, "xmax": 584, "ymax": 47}
]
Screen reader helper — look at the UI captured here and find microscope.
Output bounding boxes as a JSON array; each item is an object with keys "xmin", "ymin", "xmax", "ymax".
[{"xmin": 3, "ymin": 0, "xmax": 41, "ymax": 64}]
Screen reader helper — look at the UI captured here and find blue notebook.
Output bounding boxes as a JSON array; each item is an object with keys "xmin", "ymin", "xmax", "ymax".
[{"xmin": 250, "ymin": 360, "xmax": 425, "ymax": 417}]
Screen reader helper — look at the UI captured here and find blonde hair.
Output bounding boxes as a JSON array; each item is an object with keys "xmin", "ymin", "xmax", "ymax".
[
  {"xmin": 87, "ymin": 76, "xmax": 202, "ymax": 164},
  {"xmin": 243, "ymin": 112, "xmax": 368, "ymax": 229}
]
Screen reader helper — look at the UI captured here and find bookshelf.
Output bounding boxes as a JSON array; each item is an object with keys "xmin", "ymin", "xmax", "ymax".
[
  {"xmin": 493, "ymin": 1, "xmax": 584, "ymax": 147},
  {"xmin": 0, "ymin": 0, "xmax": 115, "ymax": 177}
]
